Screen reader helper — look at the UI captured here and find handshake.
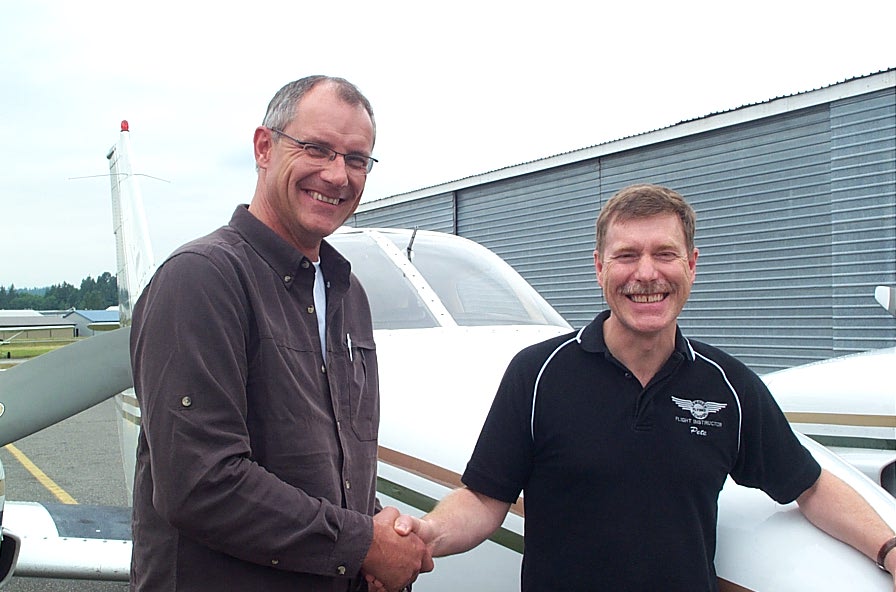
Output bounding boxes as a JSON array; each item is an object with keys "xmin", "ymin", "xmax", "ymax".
[{"xmin": 361, "ymin": 507, "xmax": 434, "ymax": 592}]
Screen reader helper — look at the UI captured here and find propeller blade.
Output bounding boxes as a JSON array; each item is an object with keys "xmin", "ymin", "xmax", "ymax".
[{"xmin": 0, "ymin": 327, "xmax": 132, "ymax": 446}]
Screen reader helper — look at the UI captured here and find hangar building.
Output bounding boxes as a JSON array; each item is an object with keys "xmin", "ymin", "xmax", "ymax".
[{"xmin": 350, "ymin": 69, "xmax": 896, "ymax": 372}]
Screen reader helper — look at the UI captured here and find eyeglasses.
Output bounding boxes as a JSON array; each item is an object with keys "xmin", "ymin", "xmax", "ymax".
[{"xmin": 269, "ymin": 128, "xmax": 377, "ymax": 173}]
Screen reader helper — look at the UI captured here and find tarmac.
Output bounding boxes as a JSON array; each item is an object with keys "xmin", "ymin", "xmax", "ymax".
[{"xmin": 1, "ymin": 396, "xmax": 130, "ymax": 591}]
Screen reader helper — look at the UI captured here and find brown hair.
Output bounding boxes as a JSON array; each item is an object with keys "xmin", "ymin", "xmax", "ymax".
[{"xmin": 595, "ymin": 184, "xmax": 696, "ymax": 254}]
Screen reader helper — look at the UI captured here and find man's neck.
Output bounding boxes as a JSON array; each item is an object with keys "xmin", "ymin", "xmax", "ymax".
[
  {"xmin": 247, "ymin": 197, "xmax": 321, "ymax": 261},
  {"xmin": 603, "ymin": 316, "xmax": 677, "ymax": 387}
]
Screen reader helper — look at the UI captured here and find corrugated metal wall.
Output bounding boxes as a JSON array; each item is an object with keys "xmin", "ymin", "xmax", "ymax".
[
  {"xmin": 829, "ymin": 90, "xmax": 896, "ymax": 354},
  {"xmin": 457, "ymin": 162, "xmax": 602, "ymax": 323},
  {"xmin": 354, "ymin": 85, "xmax": 896, "ymax": 372},
  {"xmin": 651, "ymin": 105, "xmax": 836, "ymax": 369},
  {"xmin": 348, "ymin": 191, "xmax": 455, "ymax": 233}
]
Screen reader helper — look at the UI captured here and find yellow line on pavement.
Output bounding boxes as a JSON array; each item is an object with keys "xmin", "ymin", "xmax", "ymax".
[{"xmin": 3, "ymin": 443, "xmax": 78, "ymax": 504}]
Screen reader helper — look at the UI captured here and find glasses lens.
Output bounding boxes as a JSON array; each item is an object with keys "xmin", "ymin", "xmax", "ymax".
[
  {"xmin": 344, "ymin": 155, "xmax": 372, "ymax": 172},
  {"xmin": 302, "ymin": 143, "xmax": 334, "ymax": 160}
]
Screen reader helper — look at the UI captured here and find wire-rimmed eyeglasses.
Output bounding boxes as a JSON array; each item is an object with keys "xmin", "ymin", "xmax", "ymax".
[{"xmin": 269, "ymin": 128, "xmax": 377, "ymax": 174}]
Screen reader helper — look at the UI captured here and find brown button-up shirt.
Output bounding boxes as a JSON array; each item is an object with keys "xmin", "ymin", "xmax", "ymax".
[{"xmin": 130, "ymin": 205, "xmax": 379, "ymax": 591}]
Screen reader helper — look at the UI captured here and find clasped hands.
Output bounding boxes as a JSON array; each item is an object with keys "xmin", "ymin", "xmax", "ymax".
[{"xmin": 361, "ymin": 507, "xmax": 433, "ymax": 592}]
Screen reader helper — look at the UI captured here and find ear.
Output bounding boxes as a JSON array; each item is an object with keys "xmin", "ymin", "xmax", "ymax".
[
  {"xmin": 254, "ymin": 127, "xmax": 273, "ymax": 170},
  {"xmin": 689, "ymin": 248, "xmax": 699, "ymax": 283},
  {"xmin": 594, "ymin": 250, "xmax": 604, "ymax": 287}
]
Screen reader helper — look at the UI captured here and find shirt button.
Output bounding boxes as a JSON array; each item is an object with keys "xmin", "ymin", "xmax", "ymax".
[
  {"xmin": 336, "ymin": 420, "xmax": 342, "ymax": 431},
  {"xmin": 345, "ymin": 480, "xmax": 351, "ymax": 490},
  {"xmin": 301, "ymin": 260, "xmax": 310, "ymax": 269},
  {"xmin": 271, "ymin": 559, "xmax": 280, "ymax": 566},
  {"xmin": 181, "ymin": 396, "xmax": 192, "ymax": 407},
  {"xmin": 307, "ymin": 306, "xmax": 315, "ymax": 314},
  {"xmin": 283, "ymin": 275, "xmax": 292, "ymax": 283},
  {"xmin": 321, "ymin": 365, "xmax": 327, "ymax": 374},
  {"xmin": 336, "ymin": 565, "xmax": 346, "ymax": 575}
]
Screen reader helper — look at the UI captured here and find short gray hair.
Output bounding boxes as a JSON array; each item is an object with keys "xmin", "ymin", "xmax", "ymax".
[{"xmin": 262, "ymin": 75, "xmax": 376, "ymax": 145}]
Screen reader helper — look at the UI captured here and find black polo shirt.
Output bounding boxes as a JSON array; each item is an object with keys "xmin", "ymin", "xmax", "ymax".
[{"xmin": 463, "ymin": 310, "xmax": 821, "ymax": 592}]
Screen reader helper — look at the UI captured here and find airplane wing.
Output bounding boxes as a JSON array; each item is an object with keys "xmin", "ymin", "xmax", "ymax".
[
  {"xmin": 0, "ymin": 328, "xmax": 132, "ymax": 447},
  {"xmin": 3, "ymin": 502, "xmax": 130, "ymax": 581},
  {"xmin": 0, "ymin": 324, "xmax": 134, "ymax": 585}
]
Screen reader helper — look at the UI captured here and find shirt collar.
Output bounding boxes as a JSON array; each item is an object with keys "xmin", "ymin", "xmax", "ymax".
[
  {"xmin": 577, "ymin": 309, "xmax": 695, "ymax": 362},
  {"xmin": 228, "ymin": 205, "xmax": 352, "ymax": 292}
]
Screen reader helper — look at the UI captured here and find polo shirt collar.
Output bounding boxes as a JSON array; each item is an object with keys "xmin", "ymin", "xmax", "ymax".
[{"xmin": 577, "ymin": 309, "xmax": 695, "ymax": 362}]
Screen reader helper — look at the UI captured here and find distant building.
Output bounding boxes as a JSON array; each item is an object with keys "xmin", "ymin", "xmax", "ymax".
[
  {"xmin": 0, "ymin": 315, "xmax": 77, "ymax": 341},
  {"xmin": 351, "ymin": 69, "xmax": 896, "ymax": 373},
  {"xmin": 0, "ymin": 309, "xmax": 42, "ymax": 317},
  {"xmin": 63, "ymin": 310, "xmax": 121, "ymax": 337}
]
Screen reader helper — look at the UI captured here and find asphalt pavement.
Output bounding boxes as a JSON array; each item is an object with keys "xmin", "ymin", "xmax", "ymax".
[{"xmin": 1, "ymin": 396, "xmax": 131, "ymax": 591}]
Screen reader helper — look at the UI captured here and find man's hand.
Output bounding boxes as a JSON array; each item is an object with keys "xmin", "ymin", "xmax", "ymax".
[
  {"xmin": 393, "ymin": 513, "xmax": 438, "ymax": 555},
  {"xmin": 361, "ymin": 507, "xmax": 434, "ymax": 592}
]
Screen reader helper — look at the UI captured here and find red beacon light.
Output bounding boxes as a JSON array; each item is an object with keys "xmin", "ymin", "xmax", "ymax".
[{"xmin": 121, "ymin": 120, "xmax": 129, "ymax": 132}]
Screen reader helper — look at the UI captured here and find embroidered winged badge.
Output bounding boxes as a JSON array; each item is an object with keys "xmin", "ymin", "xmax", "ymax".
[{"xmin": 671, "ymin": 396, "xmax": 727, "ymax": 420}]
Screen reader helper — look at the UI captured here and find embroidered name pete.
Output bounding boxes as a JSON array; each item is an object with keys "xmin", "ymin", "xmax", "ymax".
[{"xmin": 671, "ymin": 396, "xmax": 727, "ymax": 430}]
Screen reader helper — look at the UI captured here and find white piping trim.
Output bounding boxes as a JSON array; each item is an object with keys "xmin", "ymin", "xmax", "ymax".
[
  {"xmin": 530, "ymin": 327, "xmax": 586, "ymax": 441},
  {"xmin": 690, "ymin": 342, "xmax": 744, "ymax": 455}
]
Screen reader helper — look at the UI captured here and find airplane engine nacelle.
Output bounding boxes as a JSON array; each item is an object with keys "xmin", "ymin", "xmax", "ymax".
[{"xmin": 0, "ymin": 458, "xmax": 22, "ymax": 588}]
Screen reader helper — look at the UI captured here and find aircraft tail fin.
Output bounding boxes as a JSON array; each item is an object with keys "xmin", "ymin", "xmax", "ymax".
[{"xmin": 106, "ymin": 121, "xmax": 156, "ymax": 328}]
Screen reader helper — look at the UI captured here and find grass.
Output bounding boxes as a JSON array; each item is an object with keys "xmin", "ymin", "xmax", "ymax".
[{"xmin": 0, "ymin": 339, "xmax": 79, "ymax": 369}]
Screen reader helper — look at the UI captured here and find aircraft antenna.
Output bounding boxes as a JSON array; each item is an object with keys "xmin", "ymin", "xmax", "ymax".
[{"xmin": 406, "ymin": 226, "xmax": 418, "ymax": 261}]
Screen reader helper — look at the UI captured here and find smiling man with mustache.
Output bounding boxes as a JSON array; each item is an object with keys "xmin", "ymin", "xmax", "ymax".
[{"xmin": 388, "ymin": 183, "xmax": 896, "ymax": 591}]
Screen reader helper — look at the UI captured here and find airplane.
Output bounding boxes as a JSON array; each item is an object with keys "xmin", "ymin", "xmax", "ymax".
[
  {"xmin": 762, "ymin": 287, "xmax": 896, "ymax": 497},
  {"xmin": 0, "ymin": 123, "xmax": 894, "ymax": 590}
]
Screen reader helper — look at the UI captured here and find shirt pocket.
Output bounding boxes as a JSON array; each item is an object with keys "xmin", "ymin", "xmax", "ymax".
[{"xmin": 347, "ymin": 334, "xmax": 379, "ymax": 441}]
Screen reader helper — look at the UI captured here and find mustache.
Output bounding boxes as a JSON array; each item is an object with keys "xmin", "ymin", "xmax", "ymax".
[{"xmin": 621, "ymin": 281, "xmax": 674, "ymax": 295}]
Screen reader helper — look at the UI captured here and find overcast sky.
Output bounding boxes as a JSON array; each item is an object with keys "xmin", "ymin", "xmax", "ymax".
[{"xmin": 2, "ymin": 1, "xmax": 893, "ymax": 289}]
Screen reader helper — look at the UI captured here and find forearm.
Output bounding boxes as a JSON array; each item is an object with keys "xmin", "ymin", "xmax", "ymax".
[
  {"xmin": 423, "ymin": 487, "xmax": 511, "ymax": 557},
  {"xmin": 158, "ymin": 454, "xmax": 372, "ymax": 572},
  {"xmin": 797, "ymin": 469, "xmax": 895, "ymax": 570}
]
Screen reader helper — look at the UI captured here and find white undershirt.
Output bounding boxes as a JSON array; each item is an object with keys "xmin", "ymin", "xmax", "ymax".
[{"xmin": 312, "ymin": 261, "xmax": 327, "ymax": 363}]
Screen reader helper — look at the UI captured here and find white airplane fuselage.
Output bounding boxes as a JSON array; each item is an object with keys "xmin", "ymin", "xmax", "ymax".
[{"xmin": 763, "ymin": 346, "xmax": 896, "ymax": 496}]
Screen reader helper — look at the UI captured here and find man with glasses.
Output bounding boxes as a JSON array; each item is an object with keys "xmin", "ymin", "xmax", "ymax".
[{"xmin": 130, "ymin": 75, "xmax": 431, "ymax": 591}]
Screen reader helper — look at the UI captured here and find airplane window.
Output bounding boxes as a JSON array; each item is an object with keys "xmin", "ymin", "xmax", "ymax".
[
  {"xmin": 328, "ymin": 233, "xmax": 439, "ymax": 330},
  {"xmin": 381, "ymin": 231, "xmax": 568, "ymax": 328}
]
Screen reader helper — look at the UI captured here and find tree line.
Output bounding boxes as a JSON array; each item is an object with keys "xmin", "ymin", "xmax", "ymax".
[{"xmin": 0, "ymin": 272, "xmax": 118, "ymax": 311}]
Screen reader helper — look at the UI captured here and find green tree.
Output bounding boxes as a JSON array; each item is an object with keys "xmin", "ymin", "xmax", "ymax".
[
  {"xmin": 44, "ymin": 282, "xmax": 78, "ymax": 309},
  {"xmin": 95, "ymin": 272, "xmax": 118, "ymax": 308},
  {"xmin": 1, "ymin": 274, "xmax": 119, "ymax": 310},
  {"xmin": 1, "ymin": 285, "xmax": 17, "ymax": 309},
  {"xmin": 78, "ymin": 276, "xmax": 98, "ymax": 310},
  {"xmin": 8, "ymin": 291, "xmax": 41, "ymax": 310}
]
